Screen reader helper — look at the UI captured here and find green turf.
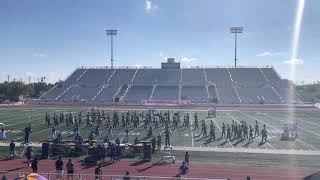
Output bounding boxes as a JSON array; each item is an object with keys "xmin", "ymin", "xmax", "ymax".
[{"xmin": 1, "ymin": 108, "xmax": 320, "ymax": 167}]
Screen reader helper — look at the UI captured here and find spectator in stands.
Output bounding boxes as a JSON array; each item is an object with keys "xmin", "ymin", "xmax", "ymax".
[
  {"xmin": 66, "ymin": 158, "xmax": 74, "ymax": 180},
  {"xmin": 95, "ymin": 164, "xmax": 102, "ymax": 180},
  {"xmin": 246, "ymin": 176, "xmax": 251, "ymax": 180},
  {"xmin": 184, "ymin": 152, "xmax": 189, "ymax": 166},
  {"xmin": 9, "ymin": 140, "xmax": 15, "ymax": 158},
  {"xmin": 31, "ymin": 157, "xmax": 38, "ymax": 173},
  {"xmin": 123, "ymin": 171, "xmax": 131, "ymax": 180},
  {"xmin": 55, "ymin": 156, "xmax": 64, "ymax": 180},
  {"xmin": 179, "ymin": 162, "xmax": 189, "ymax": 178}
]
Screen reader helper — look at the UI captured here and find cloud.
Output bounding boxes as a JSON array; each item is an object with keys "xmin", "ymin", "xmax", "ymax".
[
  {"xmin": 181, "ymin": 57, "xmax": 197, "ymax": 63},
  {"xmin": 256, "ymin": 52, "xmax": 272, "ymax": 57},
  {"xmin": 256, "ymin": 51, "xmax": 286, "ymax": 57},
  {"xmin": 145, "ymin": 0, "xmax": 158, "ymax": 13},
  {"xmin": 45, "ymin": 72, "xmax": 67, "ymax": 83},
  {"xmin": 284, "ymin": 58, "xmax": 304, "ymax": 65},
  {"xmin": 32, "ymin": 52, "xmax": 48, "ymax": 59}
]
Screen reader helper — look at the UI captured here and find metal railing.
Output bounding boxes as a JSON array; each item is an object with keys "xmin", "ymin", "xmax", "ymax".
[
  {"xmin": 0, "ymin": 171, "xmax": 226, "ymax": 180},
  {"xmin": 75, "ymin": 65, "xmax": 274, "ymax": 70}
]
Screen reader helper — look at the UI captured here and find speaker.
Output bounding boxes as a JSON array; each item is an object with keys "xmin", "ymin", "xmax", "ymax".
[
  {"xmin": 42, "ymin": 143, "xmax": 49, "ymax": 158},
  {"xmin": 143, "ymin": 144, "xmax": 152, "ymax": 160}
]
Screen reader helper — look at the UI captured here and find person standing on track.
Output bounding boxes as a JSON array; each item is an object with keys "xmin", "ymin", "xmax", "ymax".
[
  {"xmin": 179, "ymin": 162, "xmax": 189, "ymax": 179},
  {"xmin": 31, "ymin": 157, "xmax": 38, "ymax": 173},
  {"xmin": 95, "ymin": 164, "xmax": 102, "ymax": 180},
  {"xmin": 55, "ymin": 156, "xmax": 64, "ymax": 180},
  {"xmin": 184, "ymin": 152, "xmax": 190, "ymax": 166},
  {"xmin": 66, "ymin": 158, "xmax": 74, "ymax": 180},
  {"xmin": 25, "ymin": 146, "xmax": 33, "ymax": 167}
]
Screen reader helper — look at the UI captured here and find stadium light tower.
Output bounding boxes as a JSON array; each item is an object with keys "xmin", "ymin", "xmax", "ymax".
[
  {"xmin": 230, "ymin": 27, "xmax": 243, "ymax": 68},
  {"xmin": 106, "ymin": 29, "xmax": 118, "ymax": 69}
]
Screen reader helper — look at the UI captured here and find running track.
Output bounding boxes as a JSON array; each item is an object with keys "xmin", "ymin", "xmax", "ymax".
[{"xmin": 0, "ymin": 159, "xmax": 317, "ymax": 180}]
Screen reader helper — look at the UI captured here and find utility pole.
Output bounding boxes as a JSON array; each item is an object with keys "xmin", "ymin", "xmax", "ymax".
[
  {"xmin": 7, "ymin": 75, "xmax": 10, "ymax": 82},
  {"xmin": 230, "ymin": 27, "xmax": 243, "ymax": 68},
  {"xmin": 106, "ymin": 29, "xmax": 118, "ymax": 69}
]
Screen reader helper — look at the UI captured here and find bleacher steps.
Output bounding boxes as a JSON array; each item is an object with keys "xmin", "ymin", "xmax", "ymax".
[
  {"xmin": 55, "ymin": 85, "xmax": 72, "ymax": 101},
  {"xmin": 121, "ymin": 84, "xmax": 131, "ymax": 102},
  {"xmin": 227, "ymin": 68, "xmax": 242, "ymax": 103},
  {"xmin": 149, "ymin": 84, "xmax": 156, "ymax": 100},
  {"xmin": 76, "ymin": 69, "xmax": 88, "ymax": 82},
  {"xmin": 93, "ymin": 85, "xmax": 106, "ymax": 102},
  {"xmin": 179, "ymin": 85, "xmax": 182, "ymax": 101}
]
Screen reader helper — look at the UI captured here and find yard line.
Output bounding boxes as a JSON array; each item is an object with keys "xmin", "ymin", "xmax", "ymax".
[
  {"xmin": 272, "ymin": 112, "xmax": 320, "ymax": 138},
  {"xmin": 189, "ymin": 109, "xmax": 194, "ymax": 147},
  {"xmin": 3, "ymin": 114, "xmax": 45, "ymax": 127},
  {"xmin": 261, "ymin": 112, "xmax": 320, "ymax": 150},
  {"xmin": 296, "ymin": 139, "xmax": 319, "ymax": 151},
  {"xmin": 211, "ymin": 116, "xmax": 233, "ymax": 146},
  {"xmin": 160, "ymin": 109, "xmax": 176, "ymax": 136},
  {"xmin": 14, "ymin": 127, "xmax": 53, "ymax": 141},
  {"xmin": 239, "ymin": 111, "xmax": 319, "ymax": 151},
  {"xmin": 225, "ymin": 112, "xmax": 276, "ymax": 150}
]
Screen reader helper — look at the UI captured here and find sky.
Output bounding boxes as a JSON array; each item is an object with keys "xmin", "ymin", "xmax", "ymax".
[{"xmin": 0, "ymin": 0, "xmax": 319, "ymax": 84}]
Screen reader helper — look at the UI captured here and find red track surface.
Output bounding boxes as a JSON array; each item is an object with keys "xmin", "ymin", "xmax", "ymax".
[{"xmin": 0, "ymin": 159, "xmax": 317, "ymax": 180}]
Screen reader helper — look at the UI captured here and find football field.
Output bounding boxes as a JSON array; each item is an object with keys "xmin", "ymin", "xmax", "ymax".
[{"xmin": 1, "ymin": 107, "xmax": 320, "ymax": 154}]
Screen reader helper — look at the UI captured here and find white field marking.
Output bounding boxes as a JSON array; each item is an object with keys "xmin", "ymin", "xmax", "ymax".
[
  {"xmin": 160, "ymin": 109, "xmax": 176, "ymax": 136},
  {"xmin": 261, "ymin": 112, "xmax": 320, "ymax": 150},
  {"xmin": 170, "ymin": 146, "xmax": 320, "ymax": 156},
  {"xmin": 190, "ymin": 110, "xmax": 194, "ymax": 147},
  {"xmin": 296, "ymin": 139, "xmax": 319, "ymax": 151},
  {"xmin": 4, "ymin": 113, "xmax": 49, "ymax": 128},
  {"xmin": 210, "ymin": 117, "xmax": 233, "ymax": 146},
  {"xmin": 0, "ymin": 112, "xmax": 45, "ymax": 126},
  {"xmin": 239, "ymin": 111, "xmax": 319, "ymax": 151},
  {"xmin": 273, "ymin": 112, "xmax": 320, "ymax": 137},
  {"xmin": 0, "ymin": 140, "xmax": 319, "ymax": 156},
  {"xmin": 14, "ymin": 127, "xmax": 53, "ymax": 141},
  {"xmin": 225, "ymin": 112, "xmax": 276, "ymax": 150},
  {"xmin": 0, "ymin": 111, "xmax": 43, "ymax": 119},
  {"xmin": 90, "ymin": 107, "xmax": 238, "ymax": 112},
  {"xmin": 263, "ymin": 112, "xmax": 320, "ymax": 139}
]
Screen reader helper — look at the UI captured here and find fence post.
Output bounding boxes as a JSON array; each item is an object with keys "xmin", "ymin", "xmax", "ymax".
[{"xmin": 48, "ymin": 173, "xmax": 50, "ymax": 180}]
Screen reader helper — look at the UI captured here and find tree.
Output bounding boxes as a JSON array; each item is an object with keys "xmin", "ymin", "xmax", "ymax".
[
  {"xmin": 23, "ymin": 85, "xmax": 35, "ymax": 97},
  {"xmin": 6, "ymin": 82, "xmax": 25, "ymax": 101}
]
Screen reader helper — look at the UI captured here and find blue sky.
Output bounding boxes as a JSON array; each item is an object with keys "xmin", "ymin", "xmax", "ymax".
[{"xmin": 0, "ymin": 0, "xmax": 319, "ymax": 83}]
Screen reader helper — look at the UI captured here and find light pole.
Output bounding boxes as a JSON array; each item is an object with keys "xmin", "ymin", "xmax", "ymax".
[
  {"xmin": 230, "ymin": 27, "xmax": 243, "ymax": 68},
  {"xmin": 106, "ymin": 29, "xmax": 118, "ymax": 69}
]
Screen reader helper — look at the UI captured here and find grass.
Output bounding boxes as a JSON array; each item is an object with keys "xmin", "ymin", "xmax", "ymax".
[{"xmin": 1, "ymin": 107, "xmax": 320, "ymax": 167}]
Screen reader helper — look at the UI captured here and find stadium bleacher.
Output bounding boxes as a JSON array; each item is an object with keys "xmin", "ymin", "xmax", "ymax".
[{"xmin": 41, "ymin": 65, "xmax": 302, "ymax": 104}]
